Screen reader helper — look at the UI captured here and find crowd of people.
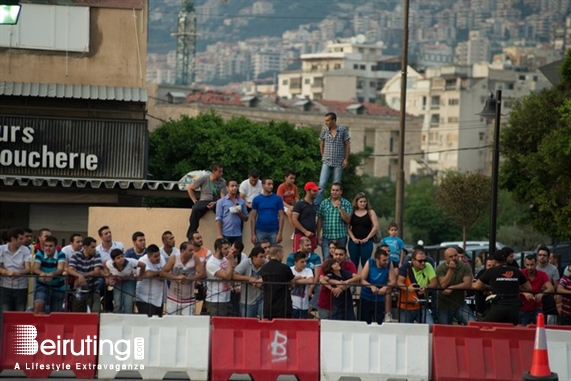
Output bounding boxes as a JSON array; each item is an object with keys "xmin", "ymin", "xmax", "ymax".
[
  {"xmin": 2, "ymin": 216, "xmax": 570, "ymax": 326},
  {"xmin": 1, "ymin": 112, "xmax": 571, "ymax": 325}
]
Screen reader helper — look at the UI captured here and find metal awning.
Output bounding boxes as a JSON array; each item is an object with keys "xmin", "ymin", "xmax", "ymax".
[
  {"xmin": 0, "ymin": 175, "xmax": 184, "ymax": 191},
  {"xmin": 0, "ymin": 82, "xmax": 148, "ymax": 102}
]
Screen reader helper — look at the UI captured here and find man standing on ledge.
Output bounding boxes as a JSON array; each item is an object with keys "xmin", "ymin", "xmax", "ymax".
[
  {"xmin": 315, "ymin": 112, "xmax": 350, "ymax": 206},
  {"xmin": 186, "ymin": 163, "xmax": 227, "ymax": 240}
]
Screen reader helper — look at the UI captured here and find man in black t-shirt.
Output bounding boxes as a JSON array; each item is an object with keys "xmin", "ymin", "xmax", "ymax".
[
  {"xmin": 260, "ymin": 244, "xmax": 295, "ymax": 319},
  {"xmin": 473, "ymin": 250, "xmax": 531, "ymax": 324},
  {"xmin": 503, "ymin": 247, "xmax": 521, "ymax": 269},
  {"xmin": 292, "ymin": 182, "xmax": 319, "ymax": 253}
]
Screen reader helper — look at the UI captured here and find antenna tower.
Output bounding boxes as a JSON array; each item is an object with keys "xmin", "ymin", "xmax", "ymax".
[{"xmin": 173, "ymin": 0, "xmax": 197, "ymax": 86}]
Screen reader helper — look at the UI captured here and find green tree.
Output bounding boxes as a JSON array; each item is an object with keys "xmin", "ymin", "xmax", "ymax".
[
  {"xmin": 146, "ymin": 110, "xmax": 364, "ymax": 206},
  {"xmin": 435, "ymin": 172, "xmax": 491, "ymax": 248},
  {"xmin": 500, "ymin": 49, "xmax": 571, "ymax": 238},
  {"xmin": 496, "ymin": 224, "xmax": 547, "ymax": 251},
  {"xmin": 404, "ymin": 177, "xmax": 461, "ymax": 245},
  {"xmin": 361, "ymin": 175, "xmax": 396, "ymax": 219}
]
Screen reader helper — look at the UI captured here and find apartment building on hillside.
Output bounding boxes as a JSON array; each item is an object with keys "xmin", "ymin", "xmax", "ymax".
[
  {"xmin": 381, "ymin": 61, "xmax": 551, "ymax": 177},
  {"xmin": 277, "ymin": 38, "xmax": 400, "ymax": 103}
]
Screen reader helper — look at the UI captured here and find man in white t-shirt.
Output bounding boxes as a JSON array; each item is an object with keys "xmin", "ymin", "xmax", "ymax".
[
  {"xmin": 205, "ymin": 238, "xmax": 235, "ymax": 316},
  {"xmin": 96, "ymin": 225, "xmax": 125, "ymax": 313},
  {"xmin": 159, "ymin": 230, "xmax": 180, "ymax": 260},
  {"xmin": 135, "ymin": 245, "xmax": 166, "ymax": 317},
  {"xmin": 96, "ymin": 225, "xmax": 125, "ymax": 263},
  {"xmin": 239, "ymin": 169, "xmax": 262, "ymax": 210},
  {"xmin": 61, "ymin": 233, "xmax": 83, "ymax": 263},
  {"xmin": 290, "ymin": 251, "xmax": 315, "ymax": 319},
  {"xmin": 107, "ymin": 248, "xmax": 145, "ymax": 314},
  {"xmin": 0, "ymin": 228, "xmax": 32, "ymax": 311}
]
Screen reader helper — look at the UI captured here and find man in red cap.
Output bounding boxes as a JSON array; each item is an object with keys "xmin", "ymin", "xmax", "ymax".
[{"xmin": 292, "ymin": 182, "xmax": 320, "ymax": 253}]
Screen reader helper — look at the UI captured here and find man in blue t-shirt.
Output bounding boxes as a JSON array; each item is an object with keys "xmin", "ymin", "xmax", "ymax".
[
  {"xmin": 250, "ymin": 178, "xmax": 284, "ymax": 245},
  {"xmin": 32, "ymin": 235, "xmax": 66, "ymax": 313},
  {"xmin": 286, "ymin": 237, "xmax": 323, "ymax": 272}
]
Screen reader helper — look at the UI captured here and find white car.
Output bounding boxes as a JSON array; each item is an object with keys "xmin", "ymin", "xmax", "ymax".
[{"xmin": 439, "ymin": 241, "xmax": 504, "ymax": 250}]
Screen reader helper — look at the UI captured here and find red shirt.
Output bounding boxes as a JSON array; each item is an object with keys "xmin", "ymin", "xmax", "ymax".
[
  {"xmin": 277, "ymin": 183, "xmax": 299, "ymax": 206},
  {"xmin": 519, "ymin": 269, "xmax": 549, "ymax": 312},
  {"xmin": 317, "ymin": 260, "xmax": 357, "ymax": 310},
  {"xmin": 560, "ymin": 275, "xmax": 571, "ymax": 318}
]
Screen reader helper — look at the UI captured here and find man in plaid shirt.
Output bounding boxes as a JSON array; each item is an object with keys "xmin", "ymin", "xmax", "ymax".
[
  {"xmin": 316, "ymin": 183, "xmax": 352, "ymax": 260},
  {"xmin": 316, "ymin": 112, "xmax": 351, "ymax": 206}
]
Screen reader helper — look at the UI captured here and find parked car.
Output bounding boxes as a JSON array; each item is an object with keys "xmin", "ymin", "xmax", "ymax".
[
  {"xmin": 424, "ymin": 244, "xmax": 483, "ymax": 274},
  {"xmin": 439, "ymin": 241, "xmax": 504, "ymax": 250}
]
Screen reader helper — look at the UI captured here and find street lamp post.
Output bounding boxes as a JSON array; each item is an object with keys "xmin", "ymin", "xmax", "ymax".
[
  {"xmin": 395, "ymin": 0, "xmax": 410, "ymax": 238},
  {"xmin": 477, "ymin": 90, "xmax": 502, "ymax": 255}
]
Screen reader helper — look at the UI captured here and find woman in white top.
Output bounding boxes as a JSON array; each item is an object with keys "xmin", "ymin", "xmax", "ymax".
[{"xmin": 106, "ymin": 248, "xmax": 145, "ymax": 314}]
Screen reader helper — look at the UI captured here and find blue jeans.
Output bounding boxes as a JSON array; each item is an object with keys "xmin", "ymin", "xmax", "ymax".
[
  {"xmin": 292, "ymin": 309, "xmax": 309, "ymax": 319},
  {"xmin": 318, "ymin": 307, "xmax": 331, "ymax": 320},
  {"xmin": 359, "ymin": 298, "xmax": 385, "ymax": 325},
  {"xmin": 113, "ymin": 280, "xmax": 135, "ymax": 314},
  {"xmin": 34, "ymin": 283, "xmax": 65, "ymax": 313},
  {"xmin": 520, "ymin": 309, "xmax": 541, "ymax": 326},
  {"xmin": 348, "ymin": 240, "xmax": 374, "ymax": 269},
  {"xmin": 400, "ymin": 307, "xmax": 434, "ymax": 324},
  {"xmin": 240, "ymin": 298, "xmax": 263, "ymax": 318},
  {"xmin": 321, "ymin": 236, "xmax": 347, "ymax": 260},
  {"xmin": 332, "ymin": 304, "xmax": 356, "ymax": 321},
  {"xmin": 1, "ymin": 287, "xmax": 27, "ymax": 312},
  {"xmin": 436, "ymin": 303, "xmax": 475, "ymax": 325},
  {"xmin": 255, "ymin": 230, "xmax": 277, "ymax": 245},
  {"xmin": 315, "ymin": 164, "xmax": 343, "ymax": 206}
]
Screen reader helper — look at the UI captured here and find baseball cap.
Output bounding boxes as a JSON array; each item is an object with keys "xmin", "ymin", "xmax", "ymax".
[
  {"xmin": 304, "ymin": 182, "xmax": 320, "ymax": 192},
  {"xmin": 492, "ymin": 249, "xmax": 508, "ymax": 263}
]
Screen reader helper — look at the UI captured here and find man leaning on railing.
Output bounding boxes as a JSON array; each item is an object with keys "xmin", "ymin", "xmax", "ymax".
[
  {"xmin": 0, "ymin": 228, "xmax": 31, "ymax": 312},
  {"xmin": 472, "ymin": 250, "xmax": 531, "ymax": 324},
  {"xmin": 32, "ymin": 235, "xmax": 66, "ymax": 314},
  {"xmin": 397, "ymin": 247, "xmax": 437, "ymax": 324},
  {"xmin": 66, "ymin": 236, "xmax": 103, "ymax": 313}
]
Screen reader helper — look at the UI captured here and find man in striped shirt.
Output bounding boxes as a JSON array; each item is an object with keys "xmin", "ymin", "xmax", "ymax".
[
  {"xmin": 67, "ymin": 236, "xmax": 102, "ymax": 313},
  {"xmin": 33, "ymin": 235, "xmax": 66, "ymax": 313}
]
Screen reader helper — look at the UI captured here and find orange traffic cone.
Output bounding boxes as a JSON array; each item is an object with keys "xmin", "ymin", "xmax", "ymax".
[{"xmin": 522, "ymin": 313, "xmax": 558, "ymax": 380}]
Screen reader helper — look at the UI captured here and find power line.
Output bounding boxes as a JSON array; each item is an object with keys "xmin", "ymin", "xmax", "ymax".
[
  {"xmin": 367, "ymin": 145, "xmax": 491, "ymax": 157},
  {"xmin": 151, "ymin": 9, "xmax": 407, "ymax": 22},
  {"xmin": 147, "ymin": 113, "xmax": 167, "ymax": 123}
]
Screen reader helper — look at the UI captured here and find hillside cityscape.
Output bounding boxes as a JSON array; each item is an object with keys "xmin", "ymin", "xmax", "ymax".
[
  {"xmin": 146, "ymin": 0, "xmax": 570, "ymax": 180},
  {"xmin": 147, "ymin": 0, "xmax": 570, "ymax": 86}
]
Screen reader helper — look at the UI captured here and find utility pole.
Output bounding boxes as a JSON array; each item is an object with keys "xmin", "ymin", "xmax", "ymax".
[
  {"xmin": 173, "ymin": 0, "xmax": 197, "ymax": 86},
  {"xmin": 395, "ymin": 0, "xmax": 410, "ymax": 237}
]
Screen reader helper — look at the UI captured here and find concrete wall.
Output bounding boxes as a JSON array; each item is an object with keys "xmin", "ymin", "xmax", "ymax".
[
  {"xmin": 88, "ymin": 206, "xmax": 295, "ymax": 255},
  {"xmin": 0, "ymin": 5, "xmax": 147, "ymax": 88}
]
